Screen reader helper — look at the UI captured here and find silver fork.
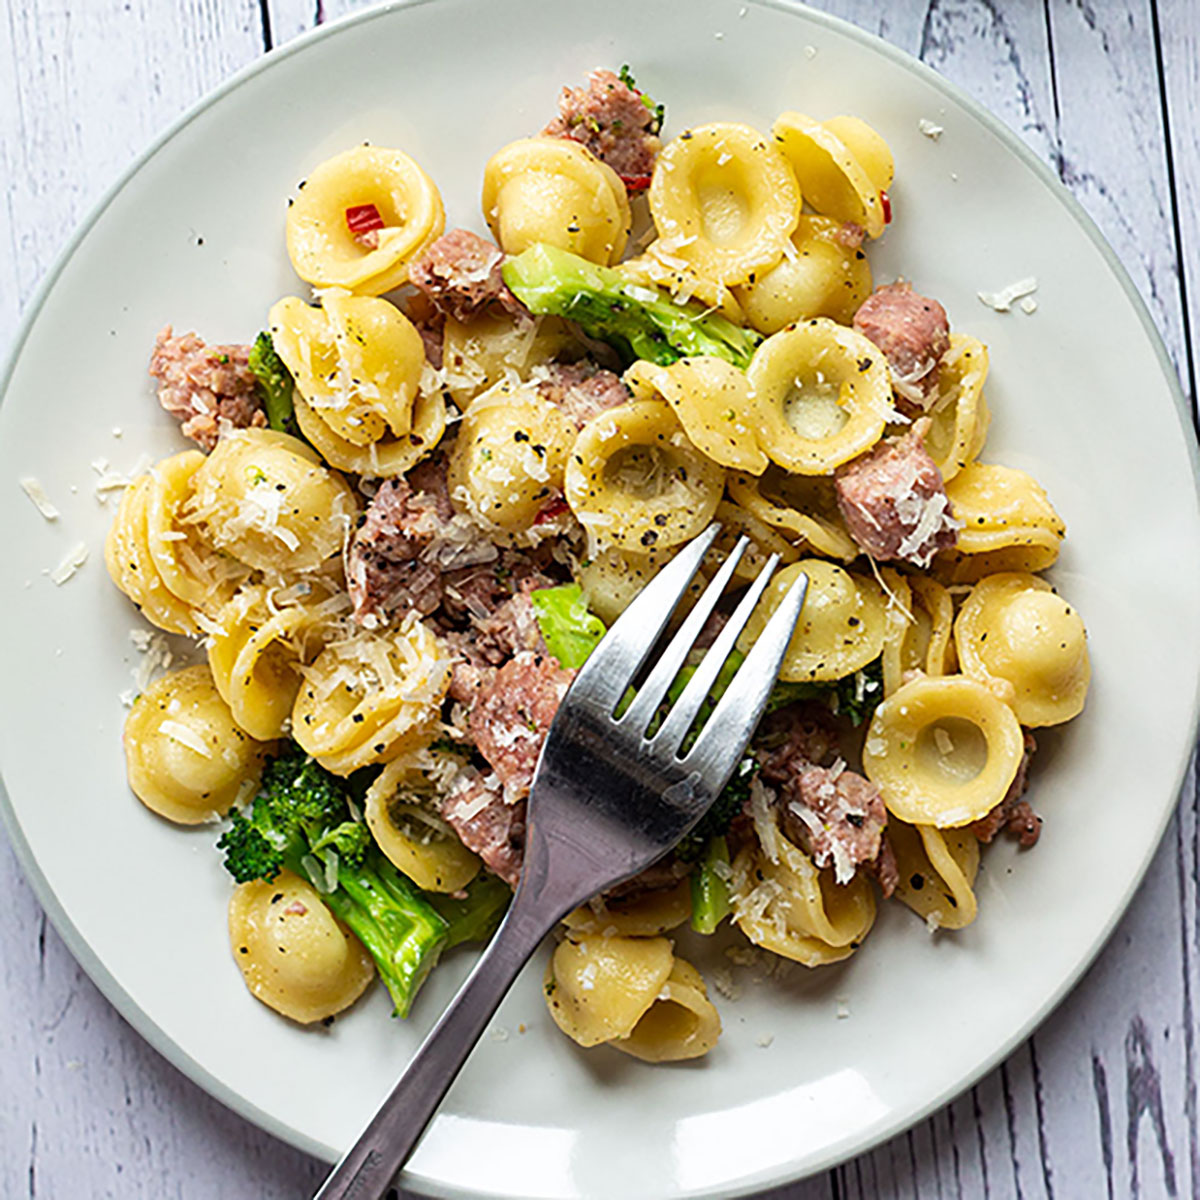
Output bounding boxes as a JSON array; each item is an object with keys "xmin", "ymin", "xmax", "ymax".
[{"xmin": 314, "ymin": 523, "xmax": 809, "ymax": 1200}]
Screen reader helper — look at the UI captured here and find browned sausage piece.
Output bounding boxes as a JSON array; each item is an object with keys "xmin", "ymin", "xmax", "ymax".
[
  {"xmin": 440, "ymin": 770, "xmax": 525, "ymax": 886},
  {"xmin": 408, "ymin": 228, "xmax": 528, "ymax": 324},
  {"xmin": 834, "ymin": 425, "xmax": 958, "ymax": 567},
  {"xmin": 469, "ymin": 653, "xmax": 574, "ymax": 803},
  {"xmin": 148, "ymin": 326, "xmax": 266, "ymax": 451},
  {"xmin": 972, "ymin": 731, "xmax": 1041, "ymax": 847},
  {"xmin": 542, "ymin": 68, "xmax": 661, "ymax": 188},
  {"xmin": 853, "ymin": 281, "xmax": 950, "ymax": 408},
  {"xmin": 535, "ymin": 361, "xmax": 630, "ymax": 429},
  {"xmin": 345, "ymin": 469, "xmax": 454, "ymax": 629}
]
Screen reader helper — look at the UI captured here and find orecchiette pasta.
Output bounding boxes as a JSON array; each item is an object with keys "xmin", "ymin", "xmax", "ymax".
[
  {"xmin": 483, "ymin": 137, "xmax": 631, "ymax": 265},
  {"xmin": 625, "ymin": 356, "xmax": 768, "ymax": 473},
  {"xmin": 772, "ymin": 112, "xmax": 891, "ymax": 238},
  {"xmin": 101, "ymin": 79, "xmax": 1095, "ymax": 1061},
  {"xmin": 285, "ymin": 145, "xmax": 445, "ymax": 295},
  {"xmin": 446, "ymin": 379, "xmax": 577, "ymax": 533},
  {"xmin": 862, "ymin": 675, "xmax": 1025, "ymax": 827},
  {"xmin": 123, "ymin": 664, "xmax": 266, "ymax": 824},
  {"xmin": 615, "ymin": 958, "xmax": 722, "ymax": 1063},
  {"xmin": 730, "ymin": 832, "xmax": 876, "ymax": 966},
  {"xmin": 733, "ymin": 213, "xmax": 874, "ymax": 333},
  {"xmin": 576, "ymin": 545, "xmax": 706, "ymax": 625},
  {"xmin": 954, "ymin": 573, "xmax": 1090, "ymax": 726},
  {"xmin": 105, "ymin": 475, "xmax": 202, "ymax": 635},
  {"xmin": 207, "ymin": 584, "xmax": 332, "ymax": 741},
  {"xmin": 889, "ymin": 822, "xmax": 980, "ymax": 931},
  {"xmin": 183, "ymin": 428, "xmax": 358, "ymax": 574},
  {"xmin": 294, "ymin": 389, "xmax": 445, "ymax": 480},
  {"xmin": 563, "ymin": 880, "xmax": 693, "ymax": 937},
  {"xmin": 545, "ymin": 934, "xmax": 675, "ymax": 1047},
  {"xmin": 544, "ymin": 935, "xmax": 720, "ymax": 1061},
  {"xmin": 934, "ymin": 462, "xmax": 1066, "ymax": 582},
  {"xmin": 363, "ymin": 754, "xmax": 481, "ymax": 893},
  {"xmin": 564, "ymin": 399, "xmax": 725, "ymax": 552},
  {"xmin": 747, "ymin": 318, "xmax": 895, "ymax": 474},
  {"xmin": 707, "ymin": 500, "xmax": 801, "ymax": 586},
  {"xmin": 919, "ymin": 334, "xmax": 991, "ymax": 481},
  {"xmin": 727, "ymin": 467, "xmax": 859, "ymax": 560},
  {"xmin": 648, "ymin": 122, "xmax": 801, "ymax": 285},
  {"xmin": 880, "ymin": 569, "xmax": 956, "ymax": 696},
  {"xmin": 737, "ymin": 559, "xmax": 887, "ymax": 682},
  {"xmin": 269, "ymin": 291, "xmax": 426, "ymax": 457},
  {"xmin": 144, "ymin": 451, "xmax": 247, "ymax": 617},
  {"xmin": 228, "ymin": 871, "xmax": 375, "ymax": 1023},
  {"xmin": 292, "ymin": 617, "xmax": 451, "ymax": 775},
  {"xmin": 441, "ymin": 313, "xmax": 580, "ymax": 409}
]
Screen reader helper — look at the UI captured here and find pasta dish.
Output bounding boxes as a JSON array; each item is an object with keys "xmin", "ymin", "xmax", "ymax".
[{"xmin": 104, "ymin": 67, "xmax": 1090, "ymax": 1063}]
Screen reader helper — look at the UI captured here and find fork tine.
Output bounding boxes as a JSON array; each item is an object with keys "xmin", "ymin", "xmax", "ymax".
[
  {"xmin": 569, "ymin": 522, "xmax": 722, "ymax": 711},
  {"xmin": 617, "ymin": 535, "xmax": 750, "ymax": 736},
  {"xmin": 650, "ymin": 552, "xmax": 782, "ymax": 755},
  {"xmin": 683, "ymin": 571, "xmax": 809, "ymax": 781}
]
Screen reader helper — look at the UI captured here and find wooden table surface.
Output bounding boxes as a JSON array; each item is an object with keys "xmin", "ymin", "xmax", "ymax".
[{"xmin": 2, "ymin": 1, "xmax": 1197, "ymax": 1197}]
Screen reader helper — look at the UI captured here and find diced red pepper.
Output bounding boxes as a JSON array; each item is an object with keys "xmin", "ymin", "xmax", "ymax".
[
  {"xmin": 619, "ymin": 173, "xmax": 653, "ymax": 193},
  {"xmin": 345, "ymin": 203, "xmax": 385, "ymax": 235},
  {"xmin": 534, "ymin": 495, "xmax": 571, "ymax": 526},
  {"xmin": 880, "ymin": 191, "xmax": 892, "ymax": 225}
]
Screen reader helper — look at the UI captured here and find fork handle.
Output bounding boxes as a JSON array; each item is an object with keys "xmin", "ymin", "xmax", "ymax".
[{"xmin": 313, "ymin": 899, "xmax": 551, "ymax": 1200}]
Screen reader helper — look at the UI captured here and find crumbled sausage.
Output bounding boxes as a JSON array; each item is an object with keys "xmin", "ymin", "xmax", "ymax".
[
  {"xmin": 542, "ymin": 68, "xmax": 661, "ymax": 188},
  {"xmin": 408, "ymin": 229, "xmax": 528, "ymax": 324},
  {"xmin": 440, "ymin": 771, "xmax": 525, "ymax": 886},
  {"xmin": 972, "ymin": 731, "xmax": 1041, "ymax": 846},
  {"xmin": 853, "ymin": 281, "xmax": 950, "ymax": 409},
  {"xmin": 834, "ymin": 424, "xmax": 958, "ymax": 567},
  {"xmin": 345, "ymin": 463, "xmax": 455, "ymax": 628},
  {"xmin": 469, "ymin": 652, "xmax": 574, "ymax": 802},
  {"xmin": 148, "ymin": 326, "xmax": 266, "ymax": 451},
  {"xmin": 536, "ymin": 361, "xmax": 630, "ymax": 429},
  {"xmin": 779, "ymin": 764, "xmax": 890, "ymax": 885}
]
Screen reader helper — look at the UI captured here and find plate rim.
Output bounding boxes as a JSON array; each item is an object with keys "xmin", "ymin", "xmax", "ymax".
[{"xmin": 1, "ymin": 0, "xmax": 1198, "ymax": 1193}]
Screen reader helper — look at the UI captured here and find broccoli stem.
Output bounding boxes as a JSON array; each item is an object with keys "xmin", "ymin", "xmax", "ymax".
[
  {"xmin": 501, "ymin": 243, "xmax": 762, "ymax": 369},
  {"xmin": 326, "ymin": 851, "xmax": 450, "ymax": 1018},
  {"xmin": 690, "ymin": 836, "xmax": 733, "ymax": 935},
  {"xmin": 426, "ymin": 875, "xmax": 512, "ymax": 951}
]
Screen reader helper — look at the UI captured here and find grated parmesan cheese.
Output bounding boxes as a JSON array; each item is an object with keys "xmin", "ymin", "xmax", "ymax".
[
  {"xmin": 158, "ymin": 719, "xmax": 212, "ymax": 757},
  {"xmin": 49, "ymin": 543, "xmax": 88, "ymax": 584},
  {"xmin": 20, "ymin": 477, "xmax": 60, "ymax": 520},
  {"xmin": 918, "ymin": 118, "xmax": 944, "ymax": 141},
  {"xmin": 978, "ymin": 276, "xmax": 1038, "ymax": 313}
]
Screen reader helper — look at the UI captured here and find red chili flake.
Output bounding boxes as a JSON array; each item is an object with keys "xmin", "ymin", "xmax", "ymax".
[
  {"xmin": 880, "ymin": 190, "xmax": 893, "ymax": 225},
  {"xmin": 619, "ymin": 173, "xmax": 653, "ymax": 193},
  {"xmin": 534, "ymin": 495, "xmax": 571, "ymax": 525},
  {"xmin": 345, "ymin": 203, "xmax": 385, "ymax": 235},
  {"xmin": 283, "ymin": 901, "xmax": 309, "ymax": 916}
]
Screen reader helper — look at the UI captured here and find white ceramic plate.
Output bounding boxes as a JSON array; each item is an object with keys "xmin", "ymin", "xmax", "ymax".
[{"xmin": 2, "ymin": 1, "xmax": 1198, "ymax": 1196}]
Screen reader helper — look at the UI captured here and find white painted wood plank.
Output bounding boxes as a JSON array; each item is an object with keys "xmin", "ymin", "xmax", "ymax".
[
  {"xmin": 1157, "ymin": 0, "xmax": 1200, "ymax": 412},
  {"xmin": 0, "ymin": 0, "xmax": 265, "ymax": 351}
]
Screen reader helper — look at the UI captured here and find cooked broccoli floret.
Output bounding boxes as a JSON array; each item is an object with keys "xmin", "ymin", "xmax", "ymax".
[
  {"xmin": 502, "ymin": 244, "xmax": 762, "ymax": 369},
  {"xmin": 217, "ymin": 743, "xmax": 498, "ymax": 1017},
  {"xmin": 247, "ymin": 331, "xmax": 296, "ymax": 433},
  {"xmin": 766, "ymin": 657, "xmax": 885, "ymax": 727}
]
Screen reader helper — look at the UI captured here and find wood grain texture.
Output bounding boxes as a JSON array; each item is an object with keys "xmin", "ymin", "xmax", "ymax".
[{"xmin": 1, "ymin": 0, "xmax": 1197, "ymax": 1197}]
